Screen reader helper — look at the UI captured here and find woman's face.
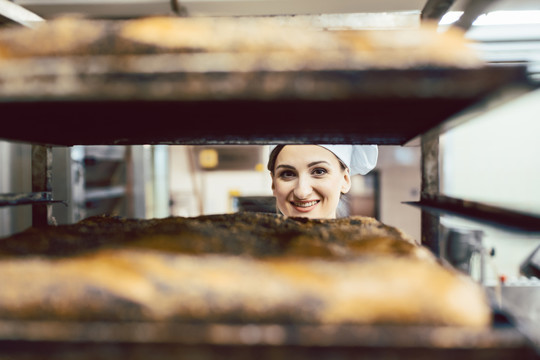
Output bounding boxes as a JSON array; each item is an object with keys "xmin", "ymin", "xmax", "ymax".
[{"xmin": 271, "ymin": 145, "xmax": 351, "ymax": 219}]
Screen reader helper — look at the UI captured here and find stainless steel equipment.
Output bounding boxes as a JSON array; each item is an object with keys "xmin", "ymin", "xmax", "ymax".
[
  {"xmin": 443, "ymin": 227, "xmax": 485, "ymax": 276},
  {"xmin": 522, "ymin": 244, "xmax": 540, "ymax": 278}
]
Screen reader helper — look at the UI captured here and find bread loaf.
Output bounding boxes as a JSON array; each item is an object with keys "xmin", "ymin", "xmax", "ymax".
[
  {"xmin": 0, "ymin": 213, "xmax": 491, "ymax": 327},
  {"xmin": 0, "ymin": 16, "xmax": 483, "ymax": 69}
]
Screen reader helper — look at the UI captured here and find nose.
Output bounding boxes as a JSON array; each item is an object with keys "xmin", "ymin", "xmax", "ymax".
[{"xmin": 293, "ymin": 175, "xmax": 313, "ymax": 199}]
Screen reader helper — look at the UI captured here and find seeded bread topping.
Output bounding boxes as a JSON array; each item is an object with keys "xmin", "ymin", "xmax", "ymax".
[{"xmin": 0, "ymin": 213, "xmax": 491, "ymax": 327}]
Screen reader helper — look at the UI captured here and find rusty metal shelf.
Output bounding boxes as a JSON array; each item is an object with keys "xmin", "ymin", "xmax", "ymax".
[
  {"xmin": 405, "ymin": 194, "xmax": 540, "ymax": 234},
  {"xmin": 0, "ymin": 321, "xmax": 534, "ymax": 359},
  {"xmin": 0, "ymin": 62, "xmax": 532, "ymax": 146},
  {"xmin": 0, "ymin": 320, "xmax": 535, "ymax": 360},
  {"xmin": 0, "ymin": 192, "xmax": 65, "ymax": 207}
]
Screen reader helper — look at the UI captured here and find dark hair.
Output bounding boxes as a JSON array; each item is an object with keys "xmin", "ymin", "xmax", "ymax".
[{"xmin": 267, "ymin": 145, "xmax": 286, "ymax": 175}]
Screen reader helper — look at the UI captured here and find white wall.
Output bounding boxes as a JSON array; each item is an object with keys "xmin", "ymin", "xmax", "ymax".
[
  {"xmin": 201, "ymin": 170, "xmax": 273, "ymax": 214},
  {"xmin": 441, "ymin": 88, "xmax": 540, "ymax": 280},
  {"xmin": 442, "ymin": 88, "xmax": 540, "ymax": 214}
]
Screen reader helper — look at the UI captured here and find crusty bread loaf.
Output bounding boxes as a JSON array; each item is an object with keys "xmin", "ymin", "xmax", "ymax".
[
  {"xmin": 0, "ymin": 16, "xmax": 483, "ymax": 69},
  {"xmin": 0, "ymin": 213, "xmax": 426, "ymax": 259},
  {"xmin": 0, "ymin": 213, "xmax": 491, "ymax": 327},
  {"xmin": 0, "ymin": 249, "xmax": 490, "ymax": 326}
]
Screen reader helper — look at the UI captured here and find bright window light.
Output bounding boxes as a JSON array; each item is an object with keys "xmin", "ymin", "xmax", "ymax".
[{"xmin": 440, "ymin": 10, "xmax": 540, "ymax": 26}]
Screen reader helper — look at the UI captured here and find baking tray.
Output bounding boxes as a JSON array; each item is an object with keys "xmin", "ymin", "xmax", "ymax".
[
  {"xmin": 0, "ymin": 312, "xmax": 536, "ymax": 360},
  {"xmin": 0, "ymin": 54, "xmax": 531, "ymax": 146},
  {"xmin": 405, "ymin": 194, "xmax": 540, "ymax": 234}
]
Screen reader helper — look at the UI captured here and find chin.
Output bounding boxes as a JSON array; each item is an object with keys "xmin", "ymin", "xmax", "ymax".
[{"xmin": 282, "ymin": 209, "xmax": 335, "ymax": 220}]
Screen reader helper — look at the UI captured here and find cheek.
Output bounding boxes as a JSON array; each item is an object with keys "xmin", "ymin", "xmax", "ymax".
[
  {"xmin": 321, "ymin": 177, "xmax": 343, "ymax": 195},
  {"xmin": 316, "ymin": 179, "xmax": 345, "ymax": 205},
  {"xmin": 272, "ymin": 180, "xmax": 290, "ymax": 199}
]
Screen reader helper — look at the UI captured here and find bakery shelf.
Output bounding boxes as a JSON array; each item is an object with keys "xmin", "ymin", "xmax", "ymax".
[
  {"xmin": 0, "ymin": 61, "xmax": 531, "ymax": 146},
  {"xmin": 0, "ymin": 192, "xmax": 64, "ymax": 207},
  {"xmin": 0, "ymin": 319, "xmax": 535, "ymax": 360},
  {"xmin": 405, "ymin": 194, "xmax": 540, "ymax": 234}
]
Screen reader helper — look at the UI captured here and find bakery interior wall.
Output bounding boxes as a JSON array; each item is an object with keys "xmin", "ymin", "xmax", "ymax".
[{"xmin": 440, "ymin": 88, "xmax": 540, "ymax": 285}]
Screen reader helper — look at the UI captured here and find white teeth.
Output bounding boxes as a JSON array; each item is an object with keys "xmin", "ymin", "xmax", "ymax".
[{"xmin": 292, "ymin": 200, "xmax": 319, "ymax": 207}]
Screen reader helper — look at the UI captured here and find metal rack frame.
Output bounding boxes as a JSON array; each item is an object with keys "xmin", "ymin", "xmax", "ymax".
[{"xmin": 0, "ymin": 4, "xmax": 539, "ymax": 357}]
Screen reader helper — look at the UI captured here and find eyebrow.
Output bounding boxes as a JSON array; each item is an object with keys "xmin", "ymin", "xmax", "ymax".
[
  {"xmin": 275, "ymin": 161, "xmax": 330, "ymax": 171},
  {"xmin": 308, "ymin": 161, "xmax": 330, "ymax": 167},
  {"xmin": 275, "ymin": 164, "xmax": 296, "ymax": 170}
]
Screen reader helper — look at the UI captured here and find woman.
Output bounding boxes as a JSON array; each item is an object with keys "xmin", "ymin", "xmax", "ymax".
[{"xmin": 267, "ymin": 144, "xmax": 378, "ymax": 219}]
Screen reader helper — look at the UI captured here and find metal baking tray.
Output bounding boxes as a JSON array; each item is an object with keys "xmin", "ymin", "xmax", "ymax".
[
  {"xmin": 0, "ymin": 312, "xmax": 536, "ymax": 360},
  {"xmin": 405, "ymin": 194, "xmax": 540, "ymax": 233},
  {"xmin": 0, "ymin": 54, "xmax": 531, "ymax": 146}
]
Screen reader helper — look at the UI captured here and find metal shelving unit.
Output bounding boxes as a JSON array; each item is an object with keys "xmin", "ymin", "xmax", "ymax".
[{"xmin": 0, "ymin": 2, "xmax": 539, "ymax": 358}]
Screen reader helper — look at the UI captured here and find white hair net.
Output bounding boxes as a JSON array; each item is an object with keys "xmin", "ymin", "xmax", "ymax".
[{"xmin": 268, "ymin": 145, "xmax": 378, "ymax": 175}]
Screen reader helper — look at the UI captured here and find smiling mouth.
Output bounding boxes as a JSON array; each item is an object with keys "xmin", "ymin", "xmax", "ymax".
[{"xmin": 291, "ymin": 200, "xmax": 320, "ymax": 208}]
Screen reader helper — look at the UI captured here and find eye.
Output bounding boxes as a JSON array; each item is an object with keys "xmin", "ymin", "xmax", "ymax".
[
  {"xmin": 278, "ymin": 170, "xmax": 296, "ymax": 179},
  {"xmin": 312, "ymin": 167, "xmax": 328, "ymax": 176}
]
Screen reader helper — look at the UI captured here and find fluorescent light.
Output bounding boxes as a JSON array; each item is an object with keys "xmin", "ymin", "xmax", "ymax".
[
  {"xmin": 440, "ymin": 10, "xmax": 540, "ymax": 26},
  {"xmin": 475, "ymin": 10, "xmax": 540, "ymax": 26},
  {"xmin": 439, "ymin": 11, "xmax": 463, "ymax": 25}
]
